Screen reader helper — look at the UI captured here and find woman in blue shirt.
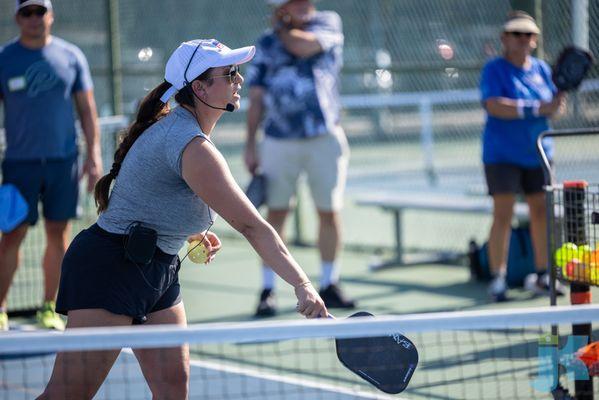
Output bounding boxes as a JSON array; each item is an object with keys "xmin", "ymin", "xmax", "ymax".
[{"xmin": 480, "ymin": 11, "xmax": 565, "ymax": 301}]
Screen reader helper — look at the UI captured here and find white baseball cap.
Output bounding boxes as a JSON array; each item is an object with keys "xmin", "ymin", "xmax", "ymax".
[
  {"xmin": 160, "ymin": 39, "xmax": 256, "ymax": 103},
  {"xmin": 15, "ymin": 0, "xmax": 52, "ymax": 14}
]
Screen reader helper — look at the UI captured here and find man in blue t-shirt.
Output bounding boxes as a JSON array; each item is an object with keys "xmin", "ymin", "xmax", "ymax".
[
  {"xmin": 245, "ymin": 0, "xmax": 355, "ymax": 316},
  {"xmin": 0, "ymin": 0, "xmax": 102, "ymax": 330},
  {"xmin": 480, "ymin": 11, "xmax": 565, "ymax": 302}
]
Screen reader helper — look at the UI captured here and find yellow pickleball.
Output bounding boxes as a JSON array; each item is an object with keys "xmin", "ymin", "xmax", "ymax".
[
  {"xmin": 577, "ymin": 245, "xmax": 593, "ymax": 264},
  {"xmin": 188, "ymin": 240, "xmax": 209, "ymax": 264},
  {"xmin": 555, "ymin": 242, "xmax": 578, "ymax": 268}
]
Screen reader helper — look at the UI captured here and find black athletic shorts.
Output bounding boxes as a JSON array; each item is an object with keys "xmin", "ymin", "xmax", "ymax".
[
  {"xmin": 56, "ymin": 223, "xmax": 181, "ymax": 324},
  {"xmin": 484, "ymin": 163, "xmax": 545, "ymax": 196}
]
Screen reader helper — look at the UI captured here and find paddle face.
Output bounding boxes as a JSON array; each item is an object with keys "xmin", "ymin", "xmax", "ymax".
[
  {"xmin": 0, "ymin": 184, "xmax": 29, "ymax": 233},
  {"xmin": 335, "ymin": 311, "xmax": 418, "ymax": 394},
  {"xmin": 553, "ymin": 46, "xmax": 593, "ymax": 91},
  {"xmin": 245, "ymin": 174, "xmax": 267, "ymax": 209}
]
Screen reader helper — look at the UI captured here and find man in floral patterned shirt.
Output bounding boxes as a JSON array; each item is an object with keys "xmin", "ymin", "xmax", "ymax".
[{"xmin": 245, "ymin": 0, "xmax": 355, "ymax": 317}]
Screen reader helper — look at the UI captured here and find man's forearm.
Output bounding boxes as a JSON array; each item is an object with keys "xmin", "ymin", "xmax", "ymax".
[
  {"xmin": 75, "ymin": 90, "xmax": 101, "ymax": 158},
  {"xmin": 277, "ymin": 28, "xmax": 322, "ymax": 58},
  {"xmin": 80, "ymin": 109, "xmax": 100, "ymax": 158}
]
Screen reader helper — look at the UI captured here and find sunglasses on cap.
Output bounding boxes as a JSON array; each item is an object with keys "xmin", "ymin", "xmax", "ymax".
[
  {"xmin": 508, "ymin": 31, "xmax": 534, "ymax": 38},
  {"xmin": 18, "ymin": 7, "xmax": 47, "ymax": 17},
  {"xmin": 209, "ymin": 65, "xmax": 240, "ymax": 84}
]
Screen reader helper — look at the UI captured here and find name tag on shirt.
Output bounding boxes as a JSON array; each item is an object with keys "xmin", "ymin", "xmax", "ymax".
[{"xmin": 8, "ymin": 76, "xmax": 26, "ymax": 92}]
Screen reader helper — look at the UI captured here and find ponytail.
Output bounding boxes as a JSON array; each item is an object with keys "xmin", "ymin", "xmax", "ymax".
[{"xmin": 94, "ymin": 81, "xmax": 172, "ymax": 213}]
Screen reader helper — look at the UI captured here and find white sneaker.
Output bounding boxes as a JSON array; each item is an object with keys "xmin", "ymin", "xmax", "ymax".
[
  {"xmin": 524, "ymin": 273, "xmax": 566, "ymax": 297},
  {"xmin": 554, "ymin": 278, "xmax": 566, "ymax": 296},
  {"xmin": 541, "ymin": 273, "xmax": 566, "ymax": 296},
  {"xmin": 524, "ymin": 273, "xmax": 544, "ymax": 295},
  {"xmin": 488, "ymin": 276, "xmax": 508, "ymax": 302}
]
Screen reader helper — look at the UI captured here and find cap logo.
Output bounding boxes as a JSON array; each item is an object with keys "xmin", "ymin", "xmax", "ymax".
[{"xmin": 199, "ymin": 39, "xmax": 224, "ymax": 52}]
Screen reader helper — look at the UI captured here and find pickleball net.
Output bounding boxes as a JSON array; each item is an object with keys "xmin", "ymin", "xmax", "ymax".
[{"xmin": 1, "ymin": 304, "xmax": 598, "ymax": 399}]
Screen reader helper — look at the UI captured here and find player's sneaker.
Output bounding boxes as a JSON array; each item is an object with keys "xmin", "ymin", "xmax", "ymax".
[
  {"xmin": 319, "ymin": 284, "xmax": 356, "ymax": 309},
  {"xmin": 37, "ymin": 301, "xmax": 65, "ymax": 331},
  {"xmin": 254, "ymin": 289, "xmax": 277, "ymax": 317},
  {"xmin": 524, "ymin": 273, "xmax": 566, "ymax": 297},
  {"xmin": 488, "ymin": 275, "xmax": 508, "ymax": 302},
  {"xmin": 0, "ymin": 312, "xmax": 8, "ymax": 332}
]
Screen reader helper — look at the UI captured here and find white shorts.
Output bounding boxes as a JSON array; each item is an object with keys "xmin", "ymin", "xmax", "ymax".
[{"xmin": 260, "ymin": 127, "xmax": 350, "ymax": 212}]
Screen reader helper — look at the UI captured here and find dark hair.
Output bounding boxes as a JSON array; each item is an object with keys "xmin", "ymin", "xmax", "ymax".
[
  {"xmin": 94, "ymin": 69, "xmax": 214, "ymax": 213},
  {"xmin": 94, "ymin": 81, "xmax": 171, "ymax": 212}
]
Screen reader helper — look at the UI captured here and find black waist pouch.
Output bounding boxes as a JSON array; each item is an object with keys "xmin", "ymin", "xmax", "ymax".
[{"xmin": 124, "ymin": 223, "xmax": 157, "ymax": 265}]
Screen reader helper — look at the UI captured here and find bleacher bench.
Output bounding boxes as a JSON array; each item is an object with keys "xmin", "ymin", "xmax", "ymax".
[{"xmin": 354, "ymin": 192, "xmax": 530, "ymax": 270}]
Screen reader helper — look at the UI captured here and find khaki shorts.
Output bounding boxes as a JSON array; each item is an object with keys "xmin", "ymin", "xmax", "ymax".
[{"xmin": 260, "ymin": 127, "xmax": 350, "ymax": 211}]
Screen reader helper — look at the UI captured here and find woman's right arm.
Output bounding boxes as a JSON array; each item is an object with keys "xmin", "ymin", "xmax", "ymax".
[
  {"xmin": 485, "ymin": 95, "xmax": 565, "ymax": 120},
  {"xmin": 181, "ymin": 137, "xmax": 328, "ymax": 318}
]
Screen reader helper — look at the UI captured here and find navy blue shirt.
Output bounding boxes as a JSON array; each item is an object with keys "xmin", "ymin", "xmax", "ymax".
[
  {"xmin": 480, "ymin": 56, "xmax": 556, "ymax": 167},
  {"xmin": 246, "ymin": 11, "xmax": 343, "ymax": 139},
  {"xmin": 0, "ymin": 37, "xmax": 93, "ymax": 160}
]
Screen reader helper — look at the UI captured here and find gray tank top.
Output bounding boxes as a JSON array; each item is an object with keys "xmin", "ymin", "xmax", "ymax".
[{"xmin": 97, "ymin": 106, "xmax": 214, "ymax": 254}]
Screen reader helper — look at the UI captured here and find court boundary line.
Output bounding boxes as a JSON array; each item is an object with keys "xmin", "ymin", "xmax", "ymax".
[
  {"xmin": 121, "ymin": 349, "xmax": 399, "ymax": 399},
  {"xmin": 186, "ymin": 355, "xmax": 399, "ymax": 399}
]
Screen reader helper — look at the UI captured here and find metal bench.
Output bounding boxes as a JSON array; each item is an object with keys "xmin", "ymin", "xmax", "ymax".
[{"xmin": 355, "ymin": 192, "xmax": 530, "ymax": 270}]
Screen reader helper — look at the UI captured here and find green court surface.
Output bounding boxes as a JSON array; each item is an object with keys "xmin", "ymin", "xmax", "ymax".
[{"xmin": 178, "ymin": 233, "xmax": 583, "ymax": 325}]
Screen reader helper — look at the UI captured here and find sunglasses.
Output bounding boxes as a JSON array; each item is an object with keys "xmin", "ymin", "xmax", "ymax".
[
  {"xmin": 18, "ymin": 7, "xmax": 47, "ymax": 17},
  {"xmin": 210, "ymin": 65, "xmax": 240, "ymax": 84},
  {"xmin": 509, "ymin": 31, "xmax": 534, "ymax": 38}
]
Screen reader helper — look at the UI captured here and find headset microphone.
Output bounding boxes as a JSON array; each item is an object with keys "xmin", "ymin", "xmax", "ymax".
[{"xmin": 193, "ymin": 92, "xmax": 235, "ymax": 112}]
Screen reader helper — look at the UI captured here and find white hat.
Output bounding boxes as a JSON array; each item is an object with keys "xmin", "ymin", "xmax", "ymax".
[
  {"xmin": 160, "ymin": 39, "xmax": 255, "ymax": 103},
  {"xmin": 15, "ymin": 0, "xmax": 52, "ymax": 14},
  {"xmin": 503, "ymin": 12, "xmax": 540, "ymax": 34}
]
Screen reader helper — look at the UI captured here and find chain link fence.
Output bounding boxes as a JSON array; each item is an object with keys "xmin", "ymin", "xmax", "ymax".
[{"xmin": 2, "ymin": 0, "xmax": 597, "ymax": 168}]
